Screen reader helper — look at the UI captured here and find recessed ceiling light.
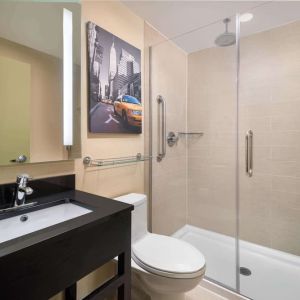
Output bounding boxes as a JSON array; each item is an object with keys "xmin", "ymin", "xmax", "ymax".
[{"xmin": 240, "ymin": 13, "xmax": 254, "ymax": 23}]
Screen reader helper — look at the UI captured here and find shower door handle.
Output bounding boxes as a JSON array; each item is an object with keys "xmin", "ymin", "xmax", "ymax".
[
  {"xmin": 157, "ymin": 95, "xmax": 166, "ymax": 162},
  {"xmin": 245, "ymin": 130, "xmax": 253, "ymax": 177}
]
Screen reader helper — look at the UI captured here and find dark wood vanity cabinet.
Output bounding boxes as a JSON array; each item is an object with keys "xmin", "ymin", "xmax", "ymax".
[
  {"xmin": 0, "ymin": 175, "xmax": 133, "ymax": 300},
  {"xmin": 64, "ymin": 210, "xmax": 132, "ymax": 300}
]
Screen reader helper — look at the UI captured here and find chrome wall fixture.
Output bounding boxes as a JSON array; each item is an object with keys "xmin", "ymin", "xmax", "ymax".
[
  {"xmin": 178, "ymin": 132, "xmax": 204, "ymax": 136},
  {"xmin": 245, "ymin": 130, "xmax": 253, "ymax": 177},
  {"xmin": 157, "ymin": 95, "xmax": 166, "ymax": 162},
  {"xmin": 167, "ymin": 132, "xmax": 204, "ymax": 147},
  {"xmin": 167, "ymin": 131, "xmax": 179, "ymax": 147},
  {"xmin": 10, "ymin": 155, "xmax": 27, "ymax": 163},
  {"xmin": 0, "ymin": 174, "xmax": 36, "ymax": 214},
  {"xmin": 83, "ymin": 153, "xmax": 151, "ymax": 168}
]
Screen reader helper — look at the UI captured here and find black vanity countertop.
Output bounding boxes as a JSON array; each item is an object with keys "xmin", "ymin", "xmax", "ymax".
[{"xmin": 0, "ymin": 189, "xmax": 133, "ymax": 258}]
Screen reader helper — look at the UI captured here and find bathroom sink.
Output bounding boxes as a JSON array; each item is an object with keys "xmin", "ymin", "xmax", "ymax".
[{"xmin": 0, "ymin": 199, "xmax": 92, "ymax": 244}]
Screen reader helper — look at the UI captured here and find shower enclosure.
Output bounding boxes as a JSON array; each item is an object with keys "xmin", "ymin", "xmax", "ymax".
[{"xmin": 145, "ymin": 2, "xmax": 300, "ymax": 299}]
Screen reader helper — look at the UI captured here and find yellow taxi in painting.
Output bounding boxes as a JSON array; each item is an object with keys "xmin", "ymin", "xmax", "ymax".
[{"xmin": 113, "ymin": 95, "xmax": 142, "ymax": 128}]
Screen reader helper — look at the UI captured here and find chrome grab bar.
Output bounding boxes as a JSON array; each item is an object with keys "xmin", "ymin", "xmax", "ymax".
[
  {"xmin": 157, "ymin": 95, "xmax": 166, "ymax": 162},
  {"xmin": 83, "ymin": 153, "xmax": 151, "ymax": 167},
  {"xmin": 245, "ymin": 130, "xmax": 253, "ymax": 177}
]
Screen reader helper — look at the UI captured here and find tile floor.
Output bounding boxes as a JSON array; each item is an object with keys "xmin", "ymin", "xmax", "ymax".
[{"xmin": 186, "ymin": 285, "xmax": 228, "ymax": 300}]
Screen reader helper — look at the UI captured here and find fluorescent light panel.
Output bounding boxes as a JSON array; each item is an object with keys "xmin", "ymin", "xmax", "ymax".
[{"xmin": 63, "ymin": 8, "xmax": 73, "ymax": 146}]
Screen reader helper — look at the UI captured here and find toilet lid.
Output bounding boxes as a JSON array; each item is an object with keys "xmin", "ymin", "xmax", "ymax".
[{"xmin": 132, "ymin": 233, "xmax": 206, "ymax": 279}]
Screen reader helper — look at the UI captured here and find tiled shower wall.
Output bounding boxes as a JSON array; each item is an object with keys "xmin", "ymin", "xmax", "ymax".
[
  {"xmin": 146, "ymin": 24, "xmax": 188, "ymax": 236},
  {"xmin": 238, "ymin": 21, "xmax": 300, "ymax": 255},
  {"xmin": 187, "ymin": 45, "xmax": 237, "ymax": 237},
  {"xmin": 187, "ymin": 21, "xmax": 300, "ymax": 256}
]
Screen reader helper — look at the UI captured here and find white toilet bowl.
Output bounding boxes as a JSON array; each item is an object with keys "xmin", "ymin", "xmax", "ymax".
[{"xmin": 115, "ymin": 193, "xmax": 206, "ymax": 300}]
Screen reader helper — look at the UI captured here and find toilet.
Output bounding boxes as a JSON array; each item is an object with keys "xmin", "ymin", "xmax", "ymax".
[{"xmin": 115, "ymin": 193, "xmax": 206, "ymax": 300}]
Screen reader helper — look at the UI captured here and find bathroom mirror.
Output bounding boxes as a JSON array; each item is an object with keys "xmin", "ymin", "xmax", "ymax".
[{"xmin": 0, "ymin": 1, "xmax": 81, "ymax": 166}]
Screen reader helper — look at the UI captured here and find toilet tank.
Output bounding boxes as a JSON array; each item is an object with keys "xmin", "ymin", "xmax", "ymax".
[{"xmin": 114, "ymin": 193, "xmax": 148, "ymax": 243}]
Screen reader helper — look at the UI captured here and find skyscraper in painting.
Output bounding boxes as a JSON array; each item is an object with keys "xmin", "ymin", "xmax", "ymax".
[
  {"xmin": 87, "ymin": 22, "xmax": 104, "ymax": 102},
  {"xmin": 108, "ymin": 41, "xmax": 117, "ymax": 99},
  {"xmin": 111, "ymin": 49, "xmax": 141, "ymax": 101}
]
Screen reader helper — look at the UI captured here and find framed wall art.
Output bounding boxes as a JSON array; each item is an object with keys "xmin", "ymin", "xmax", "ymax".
[{"xmin": 87, "ymin": 22, "xmax": 142, "ymax": 134}]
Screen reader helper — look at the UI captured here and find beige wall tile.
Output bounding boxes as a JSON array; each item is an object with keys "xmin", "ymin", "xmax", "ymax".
[
  {"xmin": 272, "ymin": 175, "xmax": 300, "ymax": 194},
  {"xmin": 240, "ymin": 21, "xmax": 300, "ymax": 254},
  {"xmin": 270, "ymin": 131, "xmax": 300, "ymax": 147},
  {"xmin": 272, "ymin": 146, "xmax": 300, "ymax": 161},
  {"xmin": 272, "ymin": 114, "xmax": 300, "ymax": 131},
  {"xmin": 147, "ymin": 24, "xmax": 188, "ymax": 235},
  {"xmin": 187, "ymin": 35, "xmax": 237, "ymax": 237},
  {"xmin": 271, "ymin": 161, "xmax": 300, "ymax": 177},
  {"xmin": 271, "ymin": 222, "xmax": 300, "ymax": 256},
  {"xmin": 239, "ymin": 193, "xmax": 272, "ymax": 247},
  {"xmin": 271, "ymin": 101, "xmax": 300, "ymax": 115},
  {"xmin": 239, "ymin": 116, "xmax": 271, "ymax": 133}
]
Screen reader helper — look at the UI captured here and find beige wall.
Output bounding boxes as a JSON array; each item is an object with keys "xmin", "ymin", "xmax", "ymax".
[
  {"xmin": 75, "ymin": 0, "xmax": 145, "ymax": 199},
  {"xmin": 145, "ymin": 24, "xmax": 188, "ymax": 235},
  {"xmin": 187, "ymin": 20, "xmax": 300, "ymax": 256},
  {"xmin": 0, "ymin": 160, "xmax": 75, "ymax": 184}
]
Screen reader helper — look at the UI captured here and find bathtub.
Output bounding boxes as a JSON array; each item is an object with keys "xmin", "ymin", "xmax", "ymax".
[{"xmin": 173, "ymin": 225, "xmax": 300, "ymax": 300}]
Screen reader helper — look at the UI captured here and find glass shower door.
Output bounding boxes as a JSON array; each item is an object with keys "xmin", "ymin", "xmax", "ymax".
[
  {"xmin": 238, "ymin": 2, "xmax": 300, "ymax": 299},
  {"xmin": 146, "ymin": 16, "xmax": 239, "ymax": 291},
  {"xmin": 184, "ymin": 18, "xmax": 239, "ymax": 290}
]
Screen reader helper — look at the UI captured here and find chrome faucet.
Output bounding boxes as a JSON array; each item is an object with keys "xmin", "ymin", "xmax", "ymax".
[
  {"xmin": 0, "ymin": 174, "xmax": 36, "ymax": 214},
  {"xmin": 14, "ymin": 174, "xmax": 33, "ymax": 207}
]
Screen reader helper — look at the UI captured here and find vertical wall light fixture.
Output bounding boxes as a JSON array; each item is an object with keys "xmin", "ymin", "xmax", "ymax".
[{"xmin": 63, "ymin": 8, "xmax": 73, "ymax": 146}]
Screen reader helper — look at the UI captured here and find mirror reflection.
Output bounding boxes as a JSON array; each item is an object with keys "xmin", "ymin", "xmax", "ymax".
[{"xmin": 0, "ymin": 1, "xmax": 81, "ymax": 166}]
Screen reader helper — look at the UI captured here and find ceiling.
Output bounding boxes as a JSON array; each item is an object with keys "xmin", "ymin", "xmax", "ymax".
[{"xmin": 123, "ymin": 1, "xmax": 300, "ymax": 53}]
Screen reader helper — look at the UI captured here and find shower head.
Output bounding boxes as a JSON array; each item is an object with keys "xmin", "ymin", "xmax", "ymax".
[{"xmin": 215, "ymin": 18, "xmax": 236, "ymax": 47}]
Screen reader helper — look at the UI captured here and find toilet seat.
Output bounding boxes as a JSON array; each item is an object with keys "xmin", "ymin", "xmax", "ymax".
[{"xmin": 132, "ymin": 233, "xmax": 206, "ymax": 279}]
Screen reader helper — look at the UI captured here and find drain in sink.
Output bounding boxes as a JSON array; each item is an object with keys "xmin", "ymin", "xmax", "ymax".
[
  {"xmin": 240, "ymin": 267, "xmax": 251, "ymax": 276},
  {"xmin": 20, "ymin": 215, "xmax": 29, "ymax": 222}
]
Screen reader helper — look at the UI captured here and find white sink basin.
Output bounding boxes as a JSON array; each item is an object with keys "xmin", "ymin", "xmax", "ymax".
[{"xmin": 0, "ymin": 202, "xmax": 92, "ymax": 244}]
